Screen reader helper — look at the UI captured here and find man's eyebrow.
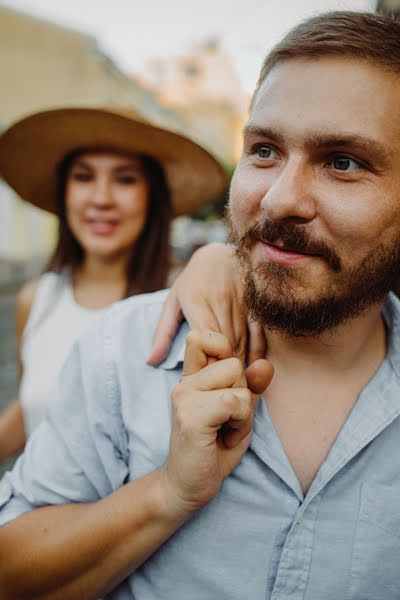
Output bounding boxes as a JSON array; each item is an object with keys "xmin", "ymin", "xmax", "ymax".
[
  {"xmin": 243, "ymin": 125, "xmax": 285, "ymax": 144},
  {"xmin": 243, "ymin": 125, "xmax": 392, "ymax": 166},
  {"xmin": 304, "ymin": 133, "xmax": 391, "ymax": 162}
]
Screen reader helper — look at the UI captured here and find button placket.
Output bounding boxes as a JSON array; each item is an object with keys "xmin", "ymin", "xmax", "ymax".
[{"xmin": 270, "ymin": 497, "xmax": 321, "ymax": 600}]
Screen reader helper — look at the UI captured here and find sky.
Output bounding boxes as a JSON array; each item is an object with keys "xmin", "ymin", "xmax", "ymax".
[{"xmin": 1, "ymin": 0, "xmax": 376, "ymax": 92}]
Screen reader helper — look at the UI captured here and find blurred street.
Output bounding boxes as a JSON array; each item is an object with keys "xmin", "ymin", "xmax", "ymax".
[
  {"xmin": 0, "ymin": 289, "xmax": 17, "ymax": 401},
  {"xmin": 0, "ymin": 285, "xmax": 19, "ymax": 477},
  {"xmin": 0, "ymin": 258, "xmax": 43, "ymax": 414}
]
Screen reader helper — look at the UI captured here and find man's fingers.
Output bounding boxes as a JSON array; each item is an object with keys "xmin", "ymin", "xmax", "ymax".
[
  {"xmin": 147, "ymin": 290, "xmax": 183, "ymax": 366},
  {"xmin": 245, "ymin": 359, "xmax": 274, "ymax": 396},
  {"xmin": 215, "ymin": 388, "xmax": 252, "ymax": 425},
  {"xmin": 222, "ymin": 425, "xmax": 253, "ymax": 450},
  {"xmin": 182, "ymin": 335, "xmax": 271, "ymax": 393},
  {"xmin": 222, "ymin": 360, "xmax": 274, "ymax": 449},
  {"xmin": 205, "ymin": 293, "xmax": 246, "ymax": 364},
  {"xmin": 183, "ymin": 330, "xmax": 233, "ymax": 376},
  {"xmin": 182, "ymin": 297, "xmax": 221, "ymax": 338},
  {"xmin": 224, "ymin": 298, "xmax": 247, "ymax": 364},
  {"xmin": 247, "ymin": 320, "xmax": 267, "ymax": 365},
  {"xmin": 173, "ymin": 387, "xmax": 252, "ymax": 430},
  {"xmin": 182, "ymin": 356, "xmax": 244, "ymax": 391},
  {"xmin": 218, "ymin": 389, "xmax": 254, "ymax": 449}
]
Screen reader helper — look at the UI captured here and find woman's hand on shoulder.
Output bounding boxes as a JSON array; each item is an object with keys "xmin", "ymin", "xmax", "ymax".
[{"xmin": 147, "ymin": 243, "xmax": 266, "ymax": 366}]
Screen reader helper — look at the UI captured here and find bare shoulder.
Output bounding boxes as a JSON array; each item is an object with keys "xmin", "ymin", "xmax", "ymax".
[{"xmin": 15, "ymin": 277, "xmax": 40, "ymax": 334}]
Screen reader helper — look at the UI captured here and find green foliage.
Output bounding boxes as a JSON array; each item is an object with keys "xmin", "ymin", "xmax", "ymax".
[{"xmin": 191, "ymin": 162, "xmax": 235, "ymax": 221}]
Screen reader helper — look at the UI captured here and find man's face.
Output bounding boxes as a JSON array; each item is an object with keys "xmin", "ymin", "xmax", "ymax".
[{"xmin": 229, "ymin": 57, "xmax": 400, "ymax": 335}]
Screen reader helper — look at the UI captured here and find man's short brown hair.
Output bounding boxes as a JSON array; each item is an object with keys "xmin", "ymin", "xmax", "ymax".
[{"xmin": 252, "ymin": 11, "xmax": 400, "ymax": 106}]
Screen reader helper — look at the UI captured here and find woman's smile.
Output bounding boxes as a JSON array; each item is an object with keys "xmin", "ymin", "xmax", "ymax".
[{"xmin": 85, "ymin": 218, "xmax": 119, "ymax": 237}]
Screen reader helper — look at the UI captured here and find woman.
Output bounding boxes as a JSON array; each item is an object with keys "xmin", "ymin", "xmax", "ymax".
[{"xmin": 0, "ymin": 106, "xmax": 227, "ymax": 462}]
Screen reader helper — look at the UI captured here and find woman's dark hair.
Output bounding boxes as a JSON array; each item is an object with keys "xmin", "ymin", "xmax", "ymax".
[{"xmin": 47, "ymin": 151, "xmax": 172, "ymax": 297}]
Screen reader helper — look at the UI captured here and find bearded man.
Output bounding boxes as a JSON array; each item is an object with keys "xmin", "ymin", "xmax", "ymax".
[{"xmin": 1, "ymin": 10, "xmax": 400, "ymax": 600}]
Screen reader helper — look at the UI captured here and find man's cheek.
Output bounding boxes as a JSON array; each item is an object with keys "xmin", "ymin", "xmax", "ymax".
[{"xmin": 229, "ymin": 188, "xmax": 252, "ymax": 228}]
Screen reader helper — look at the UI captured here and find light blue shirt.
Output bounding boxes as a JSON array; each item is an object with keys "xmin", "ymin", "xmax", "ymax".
[{"xmin": 1, "ymin": 290, "xmax": 400, "ymax": 600}]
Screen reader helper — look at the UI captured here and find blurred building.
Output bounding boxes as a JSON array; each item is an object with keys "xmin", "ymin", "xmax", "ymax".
[
  {"xmin": 137, "ymin": 39, "xmax": 248, "ymax": 167},
  {"xmin": 376, "ymin": 0, "xmax": 400, "ymax": 11},
  {"xmin": 0, "ymin": 7, "xmax": 180, "ymax": 133}
]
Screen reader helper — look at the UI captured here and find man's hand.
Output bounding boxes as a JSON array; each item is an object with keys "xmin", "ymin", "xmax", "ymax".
[{"xmin": 161, "ymin": 330, "xmax": 273, "ymax": 520}]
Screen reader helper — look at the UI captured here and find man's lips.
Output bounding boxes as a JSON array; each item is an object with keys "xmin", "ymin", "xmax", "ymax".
[
  {"xmin": 267, "ymin": 240, "xmax": 319, "ymax": 256},
  {"xmin": 258, "ymin": 240, "xmax": 320, "ymax": 265}
]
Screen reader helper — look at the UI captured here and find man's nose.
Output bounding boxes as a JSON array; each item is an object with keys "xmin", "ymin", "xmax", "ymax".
[{"xmin": 260, "ymin": 158, "xmax": 316, "ymax": 223}]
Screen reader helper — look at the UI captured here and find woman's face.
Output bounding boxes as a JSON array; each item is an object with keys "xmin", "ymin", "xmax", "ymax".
[{"xmin": 65, "ymin": 151, "xmax": 150, "ymax": 261}]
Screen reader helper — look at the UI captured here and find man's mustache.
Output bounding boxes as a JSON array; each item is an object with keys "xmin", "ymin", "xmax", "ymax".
[{"xmin": 236, "ymin": 218, "xmax": 342, "ymax": 272}]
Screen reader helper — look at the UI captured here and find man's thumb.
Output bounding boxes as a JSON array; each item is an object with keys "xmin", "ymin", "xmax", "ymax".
[{"xmin": 245, "ymin": 359, "xmax": 274, "ymax": 396}]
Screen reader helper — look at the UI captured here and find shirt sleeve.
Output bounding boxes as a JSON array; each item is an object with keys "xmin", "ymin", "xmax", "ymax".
[{"xmin": 0, "ymin": 315, "xmax": 129, "ymax": 527}]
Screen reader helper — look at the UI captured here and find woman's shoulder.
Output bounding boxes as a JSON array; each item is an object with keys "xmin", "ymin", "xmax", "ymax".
[
  {"xmin": 16, "ymin": 277, "xmax": 40, "ymax": 316},
  {"xmin": 15, "ymin": 277, "xmax": 41, "ymax": 341},
  {"xmin": 16, "ymin": 272, "xmax": 59, "ymax": 308},
  {"xmin": 16, "ymin": 272, "xmax": 65, "ymax": 334}
]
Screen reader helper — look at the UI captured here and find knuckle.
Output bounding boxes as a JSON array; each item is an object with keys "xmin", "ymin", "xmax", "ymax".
[
  {"xmin": 171, "ymin": 383, "xmax": 186, "ymax": 407},
  {"xmin": 237, "ymin": 389, "xmax": 251, "ymax": 414},
  {"xmin": 221, "ymin": 390, "xmax": 237, "ymax": 411},
  {"xmin": 241, "ymin": 388, "xmax": 252, "ymax": 404},
  {"xmin": 186, "ymin": 329, "xmax": 201, "ymax": 348},
  {"xmin": 241, "ymin": 405, "xmax": 252, "ymax": 421},
  {"xmin": 171, "ymin": 392, "xmax": 180, "ymax": 412},
  {"xmin": 235, "ymin": 390, "xmax": 252, "ymax": 420},
  {"xmin": 171, "ymin": 395, "xmax": 190, "ymax": 428}
]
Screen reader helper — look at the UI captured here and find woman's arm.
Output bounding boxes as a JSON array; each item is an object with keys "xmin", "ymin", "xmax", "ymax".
[
  {"xmin": 0, "ymin": 279, "xmax": 38, "ymax": 463},
  {"xmin": 147, "ymin": 243, "xmax": 266, "ymax": 366},
  {"xmin": 0, "ymin": 401, "xmax": 25, "ymax": 461}
]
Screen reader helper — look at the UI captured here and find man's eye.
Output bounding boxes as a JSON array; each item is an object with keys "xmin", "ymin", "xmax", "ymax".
[
  {"xmin": 331, "ymin": 156, "xmax": 361, "ymax": 172},
  {"xmin": 256, "ymin": 145, "xmax": 278, "ymax": 160}
]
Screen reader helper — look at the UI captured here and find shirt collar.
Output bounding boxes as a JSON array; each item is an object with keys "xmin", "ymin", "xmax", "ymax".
[
  {"xmin": 382, "ymin": 292, "xmax": 400, "ymax": 379},
  {"xmin": 157, "ymin": 320, "xmax": 189, "ymax": 370}
]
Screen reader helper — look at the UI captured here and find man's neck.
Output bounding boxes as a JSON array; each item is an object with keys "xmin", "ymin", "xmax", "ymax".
[
  {"xmin": 264, "ymin": 301, "xmax": 387, "ymax": 377},
  {"xmin": 261, "ymin": 299, "xmax": 389, "ymax": 495}
]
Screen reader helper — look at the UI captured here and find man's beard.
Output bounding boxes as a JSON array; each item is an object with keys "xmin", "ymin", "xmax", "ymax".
[{"xmin": 227, "ymin": 212, "xmax": 400, "ymax": 337}]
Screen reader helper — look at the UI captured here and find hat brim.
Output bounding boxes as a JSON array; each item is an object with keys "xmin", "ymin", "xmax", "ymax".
[{"xmin": 0, "ymin": 107, "xmax": 228, "ymax": 216}]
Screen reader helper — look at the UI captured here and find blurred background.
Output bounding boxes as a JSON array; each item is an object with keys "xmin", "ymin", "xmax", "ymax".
[{"xmin": 0, "ymin": 0, "xmax": 397, "ymax": 474}]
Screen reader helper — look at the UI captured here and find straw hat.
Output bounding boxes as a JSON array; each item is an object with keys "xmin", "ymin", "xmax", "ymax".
[{"xmin": 0, "ymin": 106, "xmax": 227, "ymax": 216}]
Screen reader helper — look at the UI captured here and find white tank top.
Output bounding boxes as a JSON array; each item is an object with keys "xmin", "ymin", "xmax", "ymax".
[{"xmin": 20, "ymin": 271, "xmax": 105, "ymax": 436}]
